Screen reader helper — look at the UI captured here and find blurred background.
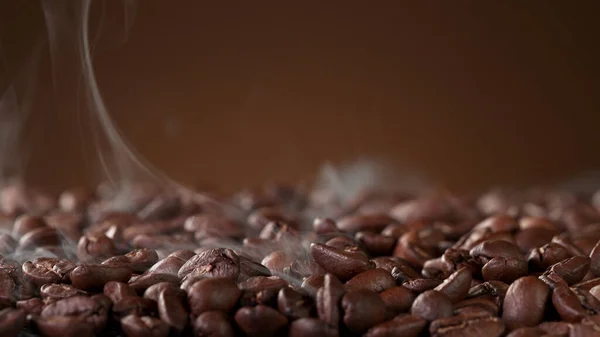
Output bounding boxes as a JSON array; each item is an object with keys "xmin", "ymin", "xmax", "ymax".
[{"xmin": 1, "ymin": 1, "xmax": 600, "ymax": 194}]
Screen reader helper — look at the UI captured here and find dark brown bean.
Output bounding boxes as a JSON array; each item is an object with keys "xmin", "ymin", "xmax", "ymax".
[
  {"xmin": 506, "ymin": 327, "xmax": 546, "ymax": 337},
  {"xmin": 356, "ymin": 231, "xmax": 396, "ymax": 256},
  {"xmin": 429, "ymin": 312, "xmax": 505, "ymax": 337},
  {"xmin": 403, "ymin": 278, "xmax": 442, "ymax": 293},
  {"xmin": 41, "ymin": 295, "xmax": 109, "ymax": 332},
  {"xmin": 589, "ymin": 240, "xmax": 600, "ymax": 277},
  {"xmin": 77, "ymin": 234, "xmax": 116, "ymax": 263},
  {"xmin": 120, "ymin": 314, "xmax": 170, "ymax": 337},
  {"xmin": 178, "ymin": 248, "xmax": 240, "ymax": 280},
  {"xmin": 147, "ymin": 256, "xmax": 188, "ymax": 277},
  {"xmin": 40, "ymin": 283, "xmax": 87, "ymax": 302},
  {"xmin": 364, "ymin": 314, "xmax": 427, "ymax": 337},
  {"xmin": 346, "ymin": 268, "xmax": 396, "ymax": 293},
  {"xmin": 372, "ymin": 256, "xmax": 419, "ymax": 280},
  {"xmin": 129, "ymin": 273, "xmax": 180, "ymax": 293},
  {"xmin": 547, "ymin": 256, "xmax": 591, "ymax": 286},
  {"xmin": 337, "ymin": 214, "xmax": 396, "ymax": 233},
  {"xmin": 454, "ymin": 297, "xmax": 499, "ymax": 316},
  {"xmin": 527, "ymin": 242, "xmax": 572, "ymax": 272},
  {"xmin": 470, "ymin": 240, "xmax": 523, "ymax": 261},
  {"xmin": 193, "ymin": 311, "xmax": 235, "ymax": 337},
  {"xmin": 316, "ymin": 274, "xmax": 345, "ymax": 328},
  {"xmin": 481, "ymin": 256, "xmax": 528, "ymax": 283},
  {"xmin": 143, "ymin": 282, "xmax": 183, "ymax": 302},
  {"xmin": 31, "ymin": 315, "xmax": 95, "ymax": 337},
  {"xmin": 502, "ymin": 276, "xmax": 550, "ymax": 330},
  {"xmin": 341, "ymin": 289, "xmax": 387, "ymax": 334},
  {"xmin": 104, "ymin": 281, "xmax": 137, "ymax": 303},
  {"xmin": 22, "ymin": 257, "xmax": 75, "ymax": 287},
  {"xmin": 536, "ymin": 321, "xmax": 572, "ymax": 336},
  {"xmin": 552, "ymin": 285, "xmax": 600, "ymax": 323},
  {"xmin": 0, "ymin": 308, "xmax": 26, "ymax": 337},
  {"xmin": 434, "ymin": 267, "xmax": 473, "ymax": 303},
  {"xmin": 188, "ymin": 278, "xmax": 241, "ymax": 315},
  {"xmin": 16, "ymin": 297, "xmax": 44, "ymax": 315},
  {"xmin": 12, "ymin": 214, "xmax": 47, "ymax": 238},
  {"xmin": 277, "ymin": 287, "xmax": 312, "ymax": 319},
  {"xmin": 234, "ymin": 305, "xmax": 288, "ymax": 337},
  {"xmin": 311, "ymin": 243, "xmax": 375, "ymax": 281},
  {"xmin": 410, "ymin": 290, "xmax": 453, "ymax": 321},
  {"xmin": 70, "ymin": 264, "xmax": 132, "ymax": 291},
  {"xmin": 313, "ymin": 218, "xmax": 338, "ymax": 234},
  {"xmin": 157, "ymin": 287, "xmax": 188, "ymax": 332},
  {"xmin": 514, "ymin": 227, "xmax": 557, "ymax": 253},
  {"xmin": 289, "ymin": 317, "xmax": 338, "ymax": 337},
  {"xmin": 261, "ymin": 251, "xmax": 293, "ymax": 274},
  {"xmin": 380, "ymin": 286, "xmax": 416, "ymax": 313}
]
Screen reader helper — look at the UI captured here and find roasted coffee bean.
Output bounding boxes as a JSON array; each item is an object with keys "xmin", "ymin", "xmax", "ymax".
[
  {"xmin": 69, "ymin": 264, "xmax": 132, "ymax": 291},
  {"xmin": 453, "ymin": 297, "xmax": 499, "ymax": 316},
  {"xmin": 41, "ymin": 295, "xmax": 108, "ymax": 332},
  {"xmin": 157, "ymin": 287, "xmax": 188, "ymax": 332},
  {"xmin": 481, "ymin": 256, "xmax": 528, "ymax": 283},
  {"xmin": 40, "ymin": 283, "xmax": 86, "ymax": 302},
  {"xmin": 470, "ymin": 240, "xmax": 523, "ymax": 261},
  {"xmin": 515, "ymin": 227, "xmax": 557, "ymax": 253},
  {"xmin": 393, "ymin": 233, "xmax": 433, "ymax": 269},
  {"xmin": 129, "ymin": 273, "xmax": 180, "ymax": 293},
  {"xmin": 289, "ymin": 317, "xmax": 337, "ymax": 337},
  {"xmin": 104, "ymin": 248, "xmax": 159, "ymax": 274},
  {"xmin": 238, "ymin": 255, "xmax": 271, "ymax": 280},
  {"xmin": 288, "ymin": 259, "xmax": 325, "ymax": 279},
  {"xmin": 372, "ymin": 256, "xmax": 419, "ymax": 279},
  {"xmin": 31, "ymin": 315, "xmax": 95, "ymax": 337},
  {"xmin": 527, "ymin": 242, "xmax": 572, "ymax": 272},
  {"xmin": 277, "ymin": 287, "xmax": 312, "ymax": 319},
  {"xmin": 302, "ymin": 274, "xmax": 325, "ymax": 296},
  {"xmin": 434, "ymin": 267, "xmax": 472, "ymax": 303},
  {"xmin": 234, "ymin": 304, "xmax": 288, "ymax": 337},
  {"xmin": 403, "ymin": 278, "xmax": 443, "ymax": 293},
  {"xmin": 346, "ymin": 268, "xmax": 395, "ymax": 292},
  {"xmin": 325, "ymin": 235, "xmax": 362, "ymax": 252},
  {"xmin": 316, "ymin": 274, "xmax": 345, "ymax": 328},
  {"xmin": 337, "ymin": 214, "xmax": 396, "ymax": 233},
  {"xmin": 0, "ymin": 308, "xmax": 26, "ymax": 337},
  {"xmin": 147, "ymin": 256, "xmax": 188, "ymax": 277},
  {"xmin": 178, "ymin": 248, "xmax": 240, "ymax": 280},
  {"xmin": 364, "ymin": 314, "xmax": 427, "ymax": 337},
  {"xmin": 16, "ymin": 297, "xmax": 44, "ymax": 315},
  {"xmin": 429, "ymin": 312, "xmax": 505, "ymax": 337},
  {"xmin": 143, "ymin": 282, "xmax": 183, "ymax": 302},
  {"xmin": 502, "ymin": 276, "xmax": 549, "ymax": 330},
  {"xmin": 589, "ymin": 240, "xmax": 600, "ymax": 277},
  {"xmin": 506, "ymin": 327, "xmax": 546, "ymax": 337},
  {"xmin": 22, "ymin": 257, "xmax": 76, "ymax": 287},
  {"xmin": 188, "ymin": 277, "xmax": 241, "ymax": 315},
  {"xmin": 380, "ymin": 286, "xmax": 416, "ymax": 313},
  {"xmin": 313, "ymin": 218, "xmax": 338, "ymax": 234},
  {"xmin": 120, "ymin": 314, "xmax": 170, "ymax": 337},
  {"xmin": 552, "ymin": 285, "xmax": 600, "ymax": 322},
  {"xmin": 104, "ymin": 281, "xmax": 137, "ymax": 303},
  {"xmin": 0, "ymin": 270, "xmax": 16, "ymax": 306},
  {"xmin": 310, "ymin": 243, "xmax": 374, "ymax": 281},
  {"xmin": 545, "ymin": 256, "xmax": 591, "ymax": 286},
  {"xmin": 537, "ymin": 321, "xmax": 573, "ymax": 336},
  {"xmin": 77, "ymin": 234, "xmax": 116, "ymax": 263},
  {"xmin": 341, "ymin": 289, "xmax": 387, "ymax": 334},
  {"xmin": 193, "ymin": 310, "xmax": 235, "ymax": 337},
  {"xmin": 410, "ymin": 290, "xmax": 453, "ymax": 321},
  {"xmin": 356, "ymin": 231, "xmax": 396, "ymax": 256},
  {"xmin": 12, "ymin": 214, "xmax": 47, "ymax": 238},
  {"xmin": 113, "ymin": 296, "xmax": 157, "ymax": 317},
  {"xmin": 261, "ymin": 251, "xmax": 293, "ymax": 274}
]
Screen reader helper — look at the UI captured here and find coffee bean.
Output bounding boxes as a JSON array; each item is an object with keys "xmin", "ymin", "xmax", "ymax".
[
  {"xmin": 157, "ymin": 286, "xmax": 188, "ymax": 332},
  {"xmin": 313, "ymin": 218, "xmax": 338, "ymax": 234},
  {"xmin": 277, "ymin": 287, "xmax": 312, "ymax": 319},
  {"xmin": 527, "ymin": 242, "xmax": 571, "ymax": 272},
  {"xmin": 341, "ymin": 289, "xmax": 387, "ymax": 334},
  {"xmin": 552, "ymin": 285, "xmax": 600, "ymax": 322},
  {"xmin": 16, "ymin": 297, "xmax": 44, "ymax": 315},
  {"xmin": 515, "ymin": 227, "xmax": 557, "ymax": 253},
  {"xmin": 178, "ymin": 248, "xmax": 240, "ymax": 280},
  {"xmin": 113, "ymin": 296, "xmax": 157, "ymax": 317},
  {"xmin": 193, "ymin": 311, "xmax": 235, "ymax": 337},
  {"xmin": 288, "ymin": 259, "xmax": 326, "ymax": 279},
  {"xmin": 12, "ymin": 214, "xmax": 47, "ymax": 238},
  {"xmin": 454, "ymin": 297, "xmax": 499, "ymax": 316},
  {"xmin": 506, "ymin": 327, "xmax": 546, "ymax": 337},
  {"xmin": 316, "ymin": 274, "xmax": 345, "ymax": 328},
  {"xmin": 429, "ymin": 312, "xmax": 505, "ymax": 337},
  {"xmin": 129, "ymin": 273, "xmax": 180, "ymax": 293},
  {"xmin": 346, "ymin": 268, "xmax": 395, "ymax": 292},
  {"xmin": 77, "ymin": 234, "xmax": 116, "ymax": 263},
  {"xmin": 70, "ymin": 264, "xmax": 132, "ymax": 291},
  {"xmin": 536, "ymin": 321, "xmax": 572, "ymax": 336},
  {"xmin": 104, "ymin": 281, "xmax": 137, "ymax": 303},
  {"xmin": 403, "ymin": 278, "xmax": 443, "ymax": 293},
  {"xmin": 372, "ymin": 256, "xmax": 419, "ymax": 280},
  {"xmin": 364, "ymin": 314, "xmax": 427, "ymax": 337},
  {"xmin": 31, "ymin": 315, "xmax": 95, "ymax": 337},
  {"xmin": 40, "ymin": 283, "xmax": 87, "ymax": 302},
  {"xmin": 393, "ymin": 233, "xmax": 433, "ymax": 269},
  {"xmin": 310, "ymin": 243, "xmax": 375, "ymax": 281},
  {"xmin": 188, "ymin": 278, "xmax": 241, "ymax": 315},
  {"xmin": 261, "ymin": 251, "xmax": 293, "ymax": 274},
  {"xmin": 481, "ymin": 256, "xmax": 528, "ymax": 283},
  {"xmin": 289, "ymin": 317, "xmax": 338, "ymax": 337},
  {"xmin": 0, "ymin": 308, "xmax": 26, "ymax": 337},
  {"xmin": 545, "ymin": 256, "xmax": 591, "ymax": 286},
  {"xmin": 120, "ymin": 314, "xmax": 170, "ymax": 337},
  {"xmin": 470, "ymin": 240, "xmax": 523, "ymax": 260},
  {"xmin": 434, "ymin": 267, "xmax": 472, "ymax": 303},
  {"xmin": 356, "ymin": 231, "xmax": 396, "ymax": 256},
  {"xmin": 502, "ymin": 276, "xmax": 549, "ymax": 330},
  {"xmin": 41, "ymin": 295, "xmax": 108, "ymax": 332},
  {"xmin": 22, "ymin": 257, "xmax": 75, "ymax": 287},
  {"xmin": 234, "ymin": 305, "xmax": 288, "ymax": 337},
  {"xmin": 589, "ymin": 240, "xmax": 600, "ymax": 277},
  {"xmin": 410, "ymin": 290, "xmax": 453, "ymax": 321},
  {"xmin": 380, "ymin": 286, "xmax": 416, "ymax": 313},
  {"xmin": 147, "ymin": 255, "xmax": 188, "ymax": 277}
]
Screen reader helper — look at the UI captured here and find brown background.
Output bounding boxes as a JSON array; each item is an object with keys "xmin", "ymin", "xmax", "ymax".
[{"xmin": 1, "ymin": 1, "xmax": 600, "ymax": 194}]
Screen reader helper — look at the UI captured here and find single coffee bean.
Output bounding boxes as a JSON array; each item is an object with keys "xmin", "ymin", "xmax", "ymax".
[
  {"xmin": 31, "ymin": 315, "xmax": 95, "ymax": 337},
  {"xmin": 364, "ymin": 314, "xmax": 427, "ymax": 337},
  {"xmin": 129, "ymin": 273, "xmax": 180, "ymax": 293},
  {"xmin": 341, "ymin": 289, "xmax": 387, "ymax": 334},
  {"xmin": 310, "ymin": 243, "xmax": 375, "ymax": 281},
  {"xmin": 429, "ymin": 312, "xmax": 505, "ymax": 337},
  {"xmin": 346, "ymin": 268, "xmax": 396, "ymax": 293},
  {"xmin": 546, "ymin": 256, "xmax": 591, "ymax": 285},
  {"xmin": 514, "ymin": 227, "xmax": 557, "ymax": 253},
  {"xmin": 552, "ymin": 285, "xmax": 600, "ymax": 322},
  {"xmin": 261, "ymin": 251, "xmax": 293, "ymax": 274},
  {"xmin": 411, "ymin": 290, "xmax": 453, "ymax": 321},
  {"xmin": 337, "ymin": 214, "xmax": 396, "ymax": 233},
  {"xmin": 434, "ymin": 267, "xmax": 472, "ymax": 303},
  {"xmin": 316, "ymin": 274, "xmax": 345, "ymax": 328},
  {"xmin": 104, "ymin": 249, "xmax": 159, "ymax": 273},
  {"xmin": 589, "ymin": 240, "xmax": 600, "ymax": 277},
  {"xmin": 536, "ymin": 321, "xmax": 573, "ymax": 337},
  {"xmin": 238, "ymin": 255, "xmax": 272, "ymax": 281},
  {"xmin": 40, "ymin": 283, "xmax": 87, "ymax": 302},
  {"xmin": 506, "ymin": 327, "xmax": 546, "ymax": 337},
  {"xmin": 104, "ymin": 281, "xmax": 137, "ymax": 303},
  {"xmin": 147, "ymin": 256, "xmax": 188, "ymax": 277},
  {"xmin": 193, "ymin": 311, "xmax": 235, "ymax": 337},
  {"xmin": 380, "ymin": 286, "xmax": 416, "ymax": 313},
  {"xmin": 313, "ymin": 218, "xmax": 338, "ymax": 234},
  {"xmin": 234, "ymin": 304, "xmax": 288, "ymax": 337},
  {"xmin": 120, "ymin": 314, "xmax": 170, "ymax": 337},
  {"xmin": 502, "ymin": 276, "xmax": 549, "ymax": 330},
  {"xmin": 403, "ymin": 278, "xmax": 442, "ymax": 293},
  {"xmin": 453, "ymin": 297, "xmax": 499, "ymax": 316},
  {"xmin": 527, "ymin": 242, "xmax": 571, "ymax": 272},
  {"xmin": 113, "ymin": 296, "xmax": 157, "ymax": 317},
  {"xmin": 178, "ymin": 248, "xmax": 240, "ymax": 280},
  {"xmin": 393, "ymin": 234, "xmax": 433, "ymax": 269},
  {"xmin": 288, "ymin": 259, "xmax": 326, "ymax": 279},
  {"xmin": 16, "ymin": 297, "xmax": 44, "ymax": 315},
  {"xmin": 158, "ymin": 287, "xmax": 188, "ymax": 332},
  {"xmin": 143, "ymin": 282, "xmax": 183, "ymax": 302},
  {"xmin": 70, "ymin": 264, "xmax": 132, "ymax": 291},
  {"xmin": 470, "ymin": 240, "xmax": 523, "ymax": 261},
  {"xmin": 481, "ymin": 256, "xmax": 528, "ymax": 283},
  {"xmin": 0, "ymin": 308, "xmax": 26, "ymax": 337},
  {"xmin": 302, "ymin": 274, "xmax": 325, "ymax": 296},
  {"xmin": 22, "ymin": 257, "xmax": 75, "ymax": 287},
  {"xmin": 277, "ymin": 287, "xmax": 312, "ymax": 319},
  {"xmin": 41, "ymin": 295, "xmax": 108, "ymax": 332},
  {"xmin": 77, "ymin": 234, "xmax": 116, "ymax": 263},
  {"xmin": 289, "ymin": 317, "xmax": 338, "ymax": 337},
  {"xmin": 372, "ymin": 256, "xmax": 419, "ymax": 280},
  {"xmin": 356, "ymin": 231, "xmax": 396, "ymax": 256},
  {"xmin": 188, "ymin": 277, "xmax": 241, "ymax": 315},
  {"xmin": 0, "ymin": 270, "xmax": 16, "ymax": 306}
]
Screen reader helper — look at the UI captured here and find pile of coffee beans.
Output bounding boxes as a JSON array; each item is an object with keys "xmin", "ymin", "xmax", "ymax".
[{"xmin": 2, "ymin": 183, "xmax": 600, "ymax": 336}]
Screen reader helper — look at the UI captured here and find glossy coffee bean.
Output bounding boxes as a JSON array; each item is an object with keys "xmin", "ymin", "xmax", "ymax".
[
  {"xmin": 120, "ymin": 314, "xmax": 170, "ymax": 337},
  {"xmin": 310, "ymin": 243, "xmax": 375, "ymax": 281},
  {"xmin": 234, "ymin": 305, "xmax": 288, "ymax": 337},
  {"xmin": 410, "ymin": 290, "xmax": 453, "ymax": 322},
  {"xmin": 502, "ymin": 276, "xmax": 549, "ymax": 330},
  {"xmin": 346, "ymin": 268, "xmax": 395, "ymax": 293},
  {"xmin": 193, "ymin": 311, "xmax": 235, "ymax": 337},
  {"xmin": 341, "ymin": 289, "xmax": 387, "ymax": 334},
  {"xmin": 188, "ymin": 277, "xmax": 241, "ymax": 315},
  {"xmin": 70, "ymin": 264, "xmax": 132, "ymax": 291},
  {"xmin": 364, "ymin": 314, "xmax": 427, "ymax": 337}
]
